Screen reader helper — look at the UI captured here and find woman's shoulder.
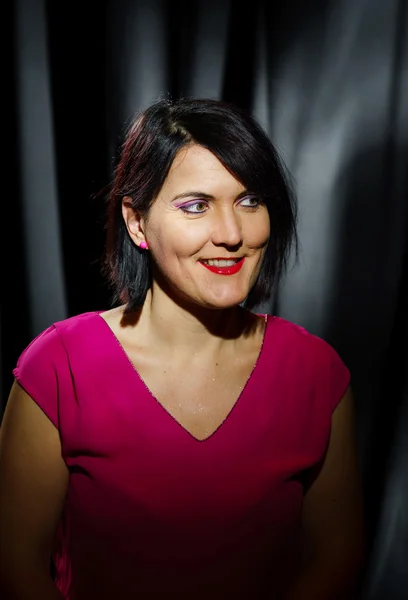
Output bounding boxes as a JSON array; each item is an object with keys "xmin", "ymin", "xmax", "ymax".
[
  {"xmin": 264, "ymin": 314, "xmax": 350, "ymax": 405},
  {"xmin": 264, "ymin": 314, "xmax": 313, "ymax": 344},
  {"xmin": 264, "ymin": 314, "xmax": 346, "ymax": 363},
  {"xmin": 53, "ymin": 310, "xmax": 104, "ymax": 332},
  {"xmin": 15, "ymin": 311, "xmax": 103, "ymax": 366},
  {"xmin": 11, "ymin": 311, "xmax": 102, "ymax": 429}
]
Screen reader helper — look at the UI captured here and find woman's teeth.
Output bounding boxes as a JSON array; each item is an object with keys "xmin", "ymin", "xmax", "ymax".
[{"xmin": 201, "ymin": 259, "xmax": 239, "ymax": 267}]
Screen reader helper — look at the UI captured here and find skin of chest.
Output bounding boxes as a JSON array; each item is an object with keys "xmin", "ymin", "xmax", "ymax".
[{"xmin": 125, "ymin": 337, "xmax": 262, "ymax": 440}]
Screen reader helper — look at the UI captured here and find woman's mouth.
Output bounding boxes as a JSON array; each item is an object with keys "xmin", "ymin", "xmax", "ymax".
[{"xmin": 199, "ymin": 257, "xmax": 245, "ymax": 275}]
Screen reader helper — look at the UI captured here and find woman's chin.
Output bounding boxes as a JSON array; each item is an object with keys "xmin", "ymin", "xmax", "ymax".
[
  {"xmin": 157, "ymin": 278, "xmax": 251, "ymax": 311},
  {"xmin": 196, "ymin": 289, "xmax": 249, "ymax": 310}
]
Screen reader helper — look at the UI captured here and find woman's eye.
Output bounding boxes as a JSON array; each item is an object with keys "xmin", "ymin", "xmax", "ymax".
[
  {"xmin": 180, "ymin": 201, "xmax": 208, "ymax": 214},
  {"xmin": 240, "ymin": 196, "xmax": 260, "ymax": 208}
]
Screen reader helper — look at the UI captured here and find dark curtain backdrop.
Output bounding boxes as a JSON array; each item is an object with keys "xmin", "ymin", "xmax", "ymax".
[{"xmin": 4, "ymin": 0, "xmax": 408, "ymax": 598}]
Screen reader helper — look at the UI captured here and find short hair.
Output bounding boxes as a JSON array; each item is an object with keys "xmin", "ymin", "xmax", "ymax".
[{"xmin": 103, "ymin": 97, "xmax": 298, "ymax": 312}]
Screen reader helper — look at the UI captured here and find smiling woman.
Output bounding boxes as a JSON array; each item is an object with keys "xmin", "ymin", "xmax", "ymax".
[
  {"xmin": 0, "ymin": 98, "xmax": 364, "ymax": 600},
  {"xmin": 121, "ymin": 143, "xmax": 271, "ymax": 309},
  {"xmin": 105, "ymin": 97, "xmax": 298, "ymax": 312}
]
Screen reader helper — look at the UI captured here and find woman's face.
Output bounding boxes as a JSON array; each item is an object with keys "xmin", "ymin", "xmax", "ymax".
[{"xmin": 124, "ymin": 144, "xmax": 270, "ymax": 310}]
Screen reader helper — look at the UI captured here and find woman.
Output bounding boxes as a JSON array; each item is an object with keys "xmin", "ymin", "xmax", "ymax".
[{"xmin": 0, "ymin": 98, "xmax": 365, "ymax": 599}]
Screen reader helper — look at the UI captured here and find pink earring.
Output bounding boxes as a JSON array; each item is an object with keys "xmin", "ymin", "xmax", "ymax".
[{"xmin": 140, "ymin": 241, "xmax": 148, "ymax": 250}]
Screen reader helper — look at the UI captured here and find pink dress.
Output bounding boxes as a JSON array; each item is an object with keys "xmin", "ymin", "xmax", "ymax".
[{"xmin": 13, "ymin": 311, "xmax": 350, "ymax": 599}]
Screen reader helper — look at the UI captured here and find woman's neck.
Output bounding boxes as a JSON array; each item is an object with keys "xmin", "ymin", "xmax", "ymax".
[{"xmin": 128, "ymin": 287, "xmax": 254, "ymax": 359}]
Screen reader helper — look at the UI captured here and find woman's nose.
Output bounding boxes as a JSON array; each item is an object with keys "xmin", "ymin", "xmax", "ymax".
[{"xmin": 211, "ymin": 208, "xmax": 243, "ymax": 248}]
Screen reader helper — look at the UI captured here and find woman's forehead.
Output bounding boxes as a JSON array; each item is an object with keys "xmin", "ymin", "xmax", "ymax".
[{"xmin": 160, "ymin": 145, "xmax": 246, "ymax": 198}]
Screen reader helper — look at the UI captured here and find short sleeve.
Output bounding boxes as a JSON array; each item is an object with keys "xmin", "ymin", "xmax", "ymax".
[
  {"xmin": 318, "ymin": 338, "xmax": 351, "ymax": 412},
  {"xmin": 12, "ymin": 326, "xmax": 65, "ymax": 429}
]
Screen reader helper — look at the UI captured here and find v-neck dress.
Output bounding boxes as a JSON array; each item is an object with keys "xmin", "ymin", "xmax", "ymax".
[{"xmin": 13, "ymin": 311, "xmax": 350, "ymax": 599}]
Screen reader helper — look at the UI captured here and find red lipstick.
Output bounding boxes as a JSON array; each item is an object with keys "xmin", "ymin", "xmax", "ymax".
[{"xmin": 199, "ymin": 258, "xmax": 245, "ymax": 275}]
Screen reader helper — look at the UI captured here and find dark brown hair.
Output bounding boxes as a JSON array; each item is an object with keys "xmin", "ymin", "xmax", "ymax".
[{"xmin": 104, "ymin": 97, "xmax": 298, "ymax": 311}]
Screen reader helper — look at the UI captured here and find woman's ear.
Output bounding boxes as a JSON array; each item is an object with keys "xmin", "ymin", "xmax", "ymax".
[{"xmin": 122, "ymin": 197, "xmax": 147, "ymax": 248}]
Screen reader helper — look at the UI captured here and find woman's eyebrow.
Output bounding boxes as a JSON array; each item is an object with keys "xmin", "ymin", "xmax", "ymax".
[
  {"xmin": 171, "ymin": 190, "xmax": 250, "ymax": 202},
  {"xmin": 171, "ymin": 191, "xmax": 215, "ymax": 202}
]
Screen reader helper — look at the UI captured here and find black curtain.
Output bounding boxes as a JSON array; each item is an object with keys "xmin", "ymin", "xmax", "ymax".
[{"xmin": 4, "ymin": 1, "xmax": 408, "ymax": 597}]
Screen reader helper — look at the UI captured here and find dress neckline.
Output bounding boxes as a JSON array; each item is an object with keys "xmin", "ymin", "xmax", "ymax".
[{"xmin": 94, "ymin": 311, "xmax": 270, "ymax": 443}]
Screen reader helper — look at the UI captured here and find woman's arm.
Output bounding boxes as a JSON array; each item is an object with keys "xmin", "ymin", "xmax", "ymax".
[
  {"xmin": 284, "ymin": 386, "xmax": 366, "ymax": 600},
  {"xmin": 0, "ymin": 382, "xmax": 69, "ymax": 599}
]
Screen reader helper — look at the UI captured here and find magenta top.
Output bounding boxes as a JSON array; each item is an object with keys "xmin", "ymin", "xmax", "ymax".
[{"xmin": 13, "ymin": 311, "xmax": 350, "ymax": 599}]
